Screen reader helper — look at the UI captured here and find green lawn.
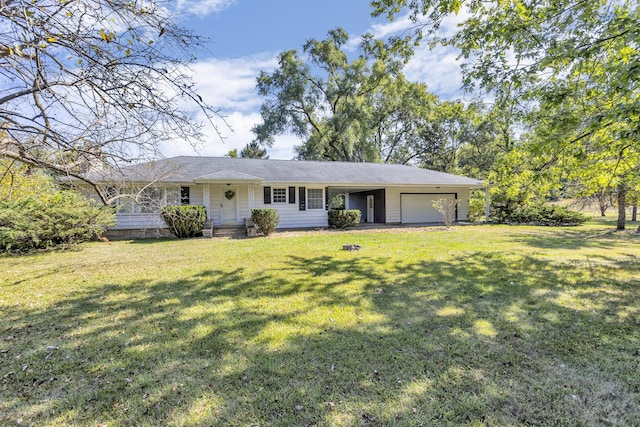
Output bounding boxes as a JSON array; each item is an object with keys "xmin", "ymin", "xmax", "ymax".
[{"xmin": 1, "ymin": 219, "xmax": 639, "ymax": 426}]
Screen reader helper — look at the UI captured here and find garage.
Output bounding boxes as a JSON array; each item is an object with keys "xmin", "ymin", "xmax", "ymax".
[{"xmin": 400, "ymin": 193, "xmax": 456, "ymax": 223}]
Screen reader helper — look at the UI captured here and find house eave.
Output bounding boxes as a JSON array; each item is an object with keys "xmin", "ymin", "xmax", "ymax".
[
  {"xmin": 193, "ymin": 178, "xmax": 263, "ymax": 184},
  {"xmin": 262, "ymin": 181, "xmax": 483, "ymax": 188}
]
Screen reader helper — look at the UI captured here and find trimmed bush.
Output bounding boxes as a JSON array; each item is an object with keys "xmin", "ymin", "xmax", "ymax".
[
  {"xmin": 328, "ymin": 209, "xmax": 361, "ymax": 229},
  {"xmin": 492, "ymin": 202, "xmax": 587, "ymax": 226},
  {"xmin": 160, "ymin": 205, "xmax": 207, "ymax": 238},
  {"xmin": 0, "ymin": 192, "xmax": 115, "ymax": 254},
  {"xmin": 251, "ymin": 208, "xmax": 280, "ymax": 236}
]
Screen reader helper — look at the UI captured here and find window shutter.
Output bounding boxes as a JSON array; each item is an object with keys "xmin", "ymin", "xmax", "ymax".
[
  {"xmin": 263, "ymin": 186, "xmax": 271, "ymax": 204},
  {"xmin": 288, "ymin": 186, "xmax": 296, "ymax": 204},
  {"xmin": 298, "ymin": 187, "xmax": 306, "ymax": 211},
  {"xmin": 180, "ymin": 186, "xmax": 190, "ymax": 205},
  {"xmin": 325, "ymin": 187, "xmax": 329, "ymax": 210}
]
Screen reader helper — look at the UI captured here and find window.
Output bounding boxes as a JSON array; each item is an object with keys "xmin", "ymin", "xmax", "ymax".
[
  {"xmin": 116, "ymin": 186, "xmax": 166, "ymax": 214},
  {"xmin": 307, "ymin": 188, "xmax": 323, "ymax": 210},
  {"xmin": 166, "ymin": 187, "xmax": 180, "ymax": 206},
  {"xmin": 138, "ymin": 187, "xmax": 164, "ymax": 213},
  {"xmin": 272, "ymin": 188, "xmax": 287, "ymax": 203}
]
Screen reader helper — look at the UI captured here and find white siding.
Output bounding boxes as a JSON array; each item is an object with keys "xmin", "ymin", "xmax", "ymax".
[
  {"xmin": 188, "ymin": 185, "xmax": 204, "ymax": 206},
  {"xmin": 385, "ymin": 186, "xmax": 470, "ymax": 223},
  {"xmin": 253, "ymin": 185, "xmax": 328, "ymax": 228},
  {"xmin": 112, "ymin": 214, "xmax": 165, "ymax": 229},
  {"xmin": 236, "ymin": 185, "xmax": 251, "ymax": 222},
  {"xmin": 207, "ymin": 184, "xmax": 252, "ymax": 225}
]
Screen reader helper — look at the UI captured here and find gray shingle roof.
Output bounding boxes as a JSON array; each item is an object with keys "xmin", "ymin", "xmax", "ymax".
[
  {"xmin": 195, "ymin": 170, "xmax": 263, "ymax": 181},
  {"xmin": 90, "ymin": 156, "xmax": 483, "ymax": 187}
]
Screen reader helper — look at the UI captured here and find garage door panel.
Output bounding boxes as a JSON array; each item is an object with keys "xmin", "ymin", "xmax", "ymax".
[{"xmin": 401, "ymin": 194, "xmax": 455, "ymax": 223}]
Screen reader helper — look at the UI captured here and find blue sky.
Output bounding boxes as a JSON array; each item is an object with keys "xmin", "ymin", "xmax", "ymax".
[{"xmin": 163, "ymin": 0, "xmax": 466, "ymax": 159}]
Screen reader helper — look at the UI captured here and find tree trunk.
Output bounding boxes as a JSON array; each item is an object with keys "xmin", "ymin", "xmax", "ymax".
[
  {"xmin": 598, "ymin": 194, "xmax": 607, "ymax": 216},
  {"xmin": 617, "ymin": 187, "xmax": 626, "ymax": 231},
  {"xmin": 632, "ymin": 203, "xmax": 637, "ymax": 222}
]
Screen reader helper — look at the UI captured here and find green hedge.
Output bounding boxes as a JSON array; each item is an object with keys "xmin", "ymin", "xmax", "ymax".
[
  {"xmin": 328, "ymin": 209, "xmax": 361, "ymax": 229},
  {"xmin": 160, "ymin": 205, "xmax": 207, "ymax": 238},
  {"xmin": 0, "ymin": 192, "xmax": 115, "ymax": 254},
  {"xmin": 493, "ymin": 203, "xmax": 587, "ymax": 226},
  {"xmin": 251, "ymin": 208, "xmax": 280, "ymax": 236}
]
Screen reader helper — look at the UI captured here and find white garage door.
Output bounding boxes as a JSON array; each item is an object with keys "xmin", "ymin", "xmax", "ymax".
[{"xmin": 401, "ymin": 193, "xmax": 455, "ymax": 223}]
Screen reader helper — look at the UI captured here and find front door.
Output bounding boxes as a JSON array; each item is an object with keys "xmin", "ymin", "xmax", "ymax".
[
  {"xmin": 366, "ymin": 195, "xmax": 374, "ymax": 223},
  {"xmin": 221, "ymin": 188, "xmax": 238, "ymax": 224}
]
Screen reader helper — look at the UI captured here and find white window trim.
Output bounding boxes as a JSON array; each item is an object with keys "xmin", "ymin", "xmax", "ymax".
[
  {"xmin": 307, "ymin": 188, "xmax": 324, "ymax": 210},
  {"xmin": 116, "ymin": 186, "xmax": 176, "ymax": 215},
  {"xmin": 272, "ymin": 187, "xmax": 287, "ymax": 204}
]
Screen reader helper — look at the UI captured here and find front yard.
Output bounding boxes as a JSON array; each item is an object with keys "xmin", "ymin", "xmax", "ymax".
[{"xmin": 1, "ymin": 220, "xmax": 639, "ymax": 426}]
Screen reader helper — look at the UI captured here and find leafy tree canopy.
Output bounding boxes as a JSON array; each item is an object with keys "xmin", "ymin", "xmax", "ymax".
[
  {"xmin": 253, "ymin": 27, "xmax": 500, "ymax": 177},
  {"xmin": 373, "ymin": 0, "xmax": 639, "ymax": 228},
  {"xmin": 253, "ymin": 28, "xmax": 403, "ymax": 162}
]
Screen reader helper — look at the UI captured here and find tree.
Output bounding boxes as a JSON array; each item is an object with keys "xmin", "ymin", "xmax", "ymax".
[
  {"xmin": 373, "ymin": 0, "xmax": 639, "ymax": 229},
  {"xmin": 253, "ymin": 28, "xmax": 402, "ymax": 162},
  {"xmin": 367, "ymin": 76, "xmax": 456, "ymax": 169},
  {"xmin": 432, "ymin": 197, "xmax": 457, "ymax": 228},
  {"xmin": 254, "ymin": 28, "xmax": 497, "ymax": 171},
  {"xmin": 226, "ymin": 149, "xmax": 238, "ymax": 158},
  {"xmin": 1, "ymin": 0, "xmax": 222, "ymax": 203},
  {"xmin": 240, "ymin": 141, "xmax": 269, "ymax": 159}
]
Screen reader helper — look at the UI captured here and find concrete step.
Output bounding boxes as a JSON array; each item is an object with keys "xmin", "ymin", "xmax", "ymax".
[{"xmin": 213, "ymin": 225, "xmax": 245, "ymax": 238}]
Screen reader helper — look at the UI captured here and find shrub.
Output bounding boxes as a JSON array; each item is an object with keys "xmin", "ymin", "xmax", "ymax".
[
  {"xmin": 328, "ymin": 209, "xmax": 361, "ymax": 229},
  {"xmin": 492, "ymin": 202, "xmax": 587, "ymax": 226},
  {"xmin": 251, "ymin": 208, "xmax": 280, "ymax": 236},
  {"xmin": 0, "ymin": 192, "xmax": 115, "ymax": 254},
  {"xmin": 468, "ymin": 192, "xmax": 486, "ymax": 222},
  {"xmin": 328, "ymin": 193, "xmax": 346, "ymax": 210},
  {"xmin": 160, "ymin": 205, "xmax": 207, "ymax": 238},
  {"xmin": 432, "ymin": 198, "xmax": 458, "ymax": 228}
]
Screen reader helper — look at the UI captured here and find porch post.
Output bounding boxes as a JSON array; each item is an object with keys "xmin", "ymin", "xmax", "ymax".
[
  {"xmin": 248, "ymin": 185, "xmax": 254, "ymax": 210},
  {"xmin": 203, "ymin": 184, "xmax": 211, "ymax": 219},
  {"xmin": 484, "ymin": 187, "xmax": 490, "ymax": 223}
]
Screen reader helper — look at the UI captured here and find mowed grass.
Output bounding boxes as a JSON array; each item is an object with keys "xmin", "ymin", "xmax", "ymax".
[{"xmin": 1, "ymin": 218, "xmax": 639, "ymax": 426}]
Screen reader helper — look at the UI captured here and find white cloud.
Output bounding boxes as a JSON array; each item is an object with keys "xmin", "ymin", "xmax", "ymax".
[
  {"xmin": 404, "ymin": 45, "xmax": 465, "ymax": 100},
  {"xmin": 160, "ymin": 110, "xmax": 300, "ymax": 159},
  {"xmin": 368, "ymin": 13, "xmax": 416, "ymax": 39},
  {"xmin": 162, "ymin": 52, "xmax": 302, "ymax": 159},
  {"xmin": 345, "ymin": 13, "xmax": 416, "ymax": 51},
  {"xmin": 189, "ymin": 54, "xmax": 278, "ymax": 112},
  {"xmin": 175, "ymin": 0, "xmax": 236, "ymax": 16}
]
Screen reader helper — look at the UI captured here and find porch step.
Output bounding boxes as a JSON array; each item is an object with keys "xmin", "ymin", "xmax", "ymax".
[{"xmin": 213, "ymin": 225, "xmax": 245, "ymax": 238}]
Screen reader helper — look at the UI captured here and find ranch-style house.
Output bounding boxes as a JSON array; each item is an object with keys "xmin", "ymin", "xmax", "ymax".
[{"xmin": 82, "ymin": 156, "xmax": 484, "ymax": 238}]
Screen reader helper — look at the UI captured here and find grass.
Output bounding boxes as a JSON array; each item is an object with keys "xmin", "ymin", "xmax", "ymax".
[{"xmin": 1, "ymin": 217, "xmax": 639, "ymax": 426}]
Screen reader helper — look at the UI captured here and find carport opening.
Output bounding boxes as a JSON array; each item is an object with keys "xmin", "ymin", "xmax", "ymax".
[
  {"xmin": 346, "ymin": 189, "xmax": 386, "ymax": 223},
  {"xmin": 327, "ymin": 188, "xmax": 386, "ymax": 224}
]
